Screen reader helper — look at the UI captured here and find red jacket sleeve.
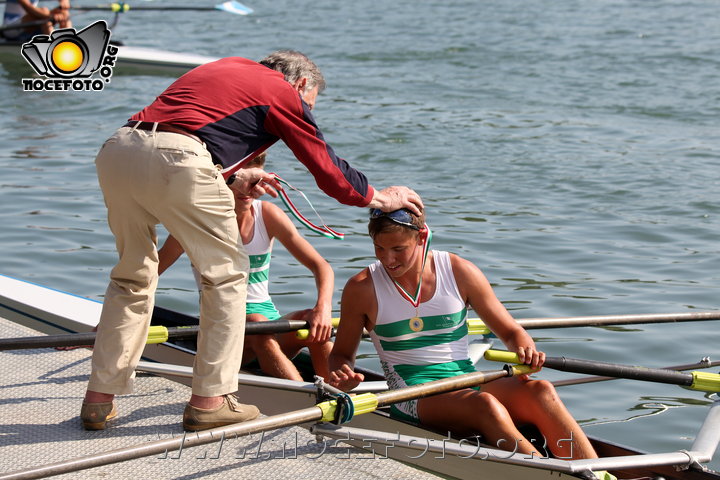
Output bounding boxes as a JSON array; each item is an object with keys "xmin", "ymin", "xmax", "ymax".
[{"xmin": 264, "ymin": 88, "xmax": 374, "ymax": 207}]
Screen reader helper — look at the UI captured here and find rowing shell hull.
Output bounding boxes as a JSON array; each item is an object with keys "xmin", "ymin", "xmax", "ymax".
[
  {"xmin": 0, "ymin": 41, "xmax": 217, "ymax": 75},
  {"xmin": 1, "ymin": 273, "xmax": 718, "ymax": 480}
]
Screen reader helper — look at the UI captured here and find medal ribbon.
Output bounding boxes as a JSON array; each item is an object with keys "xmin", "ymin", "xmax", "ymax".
[
  {"xmin": 270, "ymin": 173, "xmax": 345, "ymax": 240},
  {"xmin": 390, "ymin": 224, "xmax": 433, "ymax": 308}
]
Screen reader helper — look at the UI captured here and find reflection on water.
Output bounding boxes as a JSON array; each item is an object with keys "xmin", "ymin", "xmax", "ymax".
[{"xmin": 581, "ymin": 395, "xmax": 713, "ymax": 427}]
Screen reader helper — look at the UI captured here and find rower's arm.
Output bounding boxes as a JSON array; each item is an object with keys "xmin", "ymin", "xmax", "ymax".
[
  {"xmin": 328, "ymin": 270, "xmax": 373, "ymax": 391},
  {"xmin": 158, "ymin": 234, "xmax": 185, "ymax": 275},
  {"xmin": 264, "ymin": 201, "xmax": 334, "ymax": 343},
  {"xmin": 452, "ymin": 254, "xmax": 544, "ymax": 370},
  {"xmin": 17, "ymin": 0, "xmax": 50, "ymax": 19}
]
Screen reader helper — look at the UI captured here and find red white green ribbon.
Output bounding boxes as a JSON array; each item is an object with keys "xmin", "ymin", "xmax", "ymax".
[
  {"xmin": 389, "ymin": 224, "xmax": 433, "ymax": 307},
  {"xmin": 270, "ymin": 173, "xmax": 345, "ymax": 240}
]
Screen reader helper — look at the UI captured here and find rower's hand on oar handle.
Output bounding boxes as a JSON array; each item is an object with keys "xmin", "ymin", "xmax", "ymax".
[
  {"xmin": 328, "ymin": 364, "xmax": 365, "ymax": 392},
  {"xmin": 294, "ymin": 307, "xmax": 333, "ymax": 343},
  {"xmin": 487, "ymin": 348, "xmax": 544, "ymax": 380},
  {"xmin": 516, "ymin": 345, "xmax": 545, "ymax": 371}
]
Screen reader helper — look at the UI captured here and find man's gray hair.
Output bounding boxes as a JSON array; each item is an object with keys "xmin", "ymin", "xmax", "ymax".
[{"xmin": 259, "ymin": 50, "xmax": 326, "ymax": 93}]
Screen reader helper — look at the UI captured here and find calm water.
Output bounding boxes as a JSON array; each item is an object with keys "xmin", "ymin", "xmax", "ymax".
[{"xmin": 1, "ymin": 0, "xmax": 718, "ymax": 469}]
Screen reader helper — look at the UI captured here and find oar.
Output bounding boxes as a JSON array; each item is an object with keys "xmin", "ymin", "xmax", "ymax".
[
  {"xmin": 552, "ymin": 357, "xmax": 720, "ymax": 388},
  {"xmin": 0, "ymin": 320, "xmax": 309, "ymax": 351},
  {"xmin": 72, "ymin": 1, "xmax": 253, "ymax": 15},
  {"xmin": 484, "ymin": 349, "xmax": 720, "ymax": 392},
  {"xmin": 0, "ymin": 18, "xmax": 50, "ymax": 33},
  {"xmin": 295, "ymin": 311, "xmax": 720, "ymax": 340},
  {"xmin": 496, "ymin": 311, "xmax": 720, "ymax": 333},
  {"xmin": 0, "ymin": 366, "xmax": 527, "ymax": 480}
]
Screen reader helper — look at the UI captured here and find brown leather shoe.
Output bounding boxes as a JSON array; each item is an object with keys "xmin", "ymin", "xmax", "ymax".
[
  {"xmin": 81, "ymin": 401, "xmax": 117, "ymax": 430},
  {"xmin": 183, "ymin": 394, "xmax": 260, "ymax": 431}
]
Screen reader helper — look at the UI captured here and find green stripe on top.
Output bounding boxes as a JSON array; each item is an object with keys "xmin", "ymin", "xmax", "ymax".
[
  {"xmin": 249, "ymin": 269, "xmax": 268, "ymax": 285},
  {"xmin": 374, "ymin": 308, "xmax": 467, "ymax": 338},
  {"xmin": 379, "ymin": 323, "xmax": 468, "ymax": 351},
  {"xmin": 249, "ymin": 253, "xmax": 270, "ymax": 269},
  {"xmin": 394, "ymin": 359, "xmax": 476, "ymax": 386}
]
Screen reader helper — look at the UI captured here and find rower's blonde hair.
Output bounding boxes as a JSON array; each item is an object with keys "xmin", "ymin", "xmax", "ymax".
[{"xmin": 245, "ymin": 152, "xmax": 267, "ymax": 169}]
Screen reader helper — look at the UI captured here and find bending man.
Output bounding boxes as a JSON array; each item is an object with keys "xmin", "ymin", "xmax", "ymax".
[{"xmin": 83, "ymin": 50, "xmax": 421, "ymax": 432}]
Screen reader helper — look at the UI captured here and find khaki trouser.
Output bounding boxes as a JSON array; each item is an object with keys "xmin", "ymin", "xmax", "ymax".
[{"xmin": 90, "ymin": 125, "xmax": 248, "ymax": 397}]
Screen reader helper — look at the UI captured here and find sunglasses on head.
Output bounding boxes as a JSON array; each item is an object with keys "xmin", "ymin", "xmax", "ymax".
[{"xmin": 369, "ymin": 208, "xmax": 420, "ymax": 230}]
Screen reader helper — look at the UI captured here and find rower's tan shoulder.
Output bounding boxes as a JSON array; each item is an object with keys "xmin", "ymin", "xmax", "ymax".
[
  {"xmin": 345, "ymin": 266, "xmax": 373, "ymax": 289},
  {"xmin": 448, "ymin": 252, "xmax": 475, "ymax": 273}
]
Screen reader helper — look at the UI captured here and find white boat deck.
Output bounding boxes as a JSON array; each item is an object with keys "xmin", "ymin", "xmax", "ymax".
[{"xmin": 0, "ymin": 316, "xmax": 442, "ymax": 480}]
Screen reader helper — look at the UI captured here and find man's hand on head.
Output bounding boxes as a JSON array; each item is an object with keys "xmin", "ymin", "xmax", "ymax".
[{"xmin": 367, "ymin": 186, "xmax": 423, "ymax": 215}]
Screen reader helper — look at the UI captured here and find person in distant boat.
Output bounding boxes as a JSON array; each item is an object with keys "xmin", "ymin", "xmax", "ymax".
[
  {"xmin": 158, "ymin": 153, "xmax": 334, "ymax": 382},
  {"xmin": 1, "ymin": 0, "xmax": 71, "ymax": 40},
  {"xmin": 328, "ymin": 207, "xmax": 602, "ymax": 461},
  {"xmin": 84, "ymin": 49, "xmax": 422, "ymax": 433}
]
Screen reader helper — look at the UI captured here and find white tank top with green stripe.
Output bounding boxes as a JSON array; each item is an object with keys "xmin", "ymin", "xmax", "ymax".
[
  {"xmin": 368, "ymin": 250, "xmax": 472, "ymax": 392},
  {"xmin": 192, "ymin": 200, "xmax": 273, "ymax": 303},
  {"xmin": 244, "ymin": 200, "xmax": 274, "ymax": 303}
]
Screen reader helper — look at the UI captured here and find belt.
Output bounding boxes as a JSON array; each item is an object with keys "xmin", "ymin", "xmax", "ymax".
[{"xmin": 124, "ymin": 121, "xmax": 202, "ymax": 144}]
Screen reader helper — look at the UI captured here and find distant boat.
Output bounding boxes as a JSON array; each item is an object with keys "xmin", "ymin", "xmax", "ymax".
[{"xmin": 0, "ymin": 38, "xmax": 219, "ymax": 76}]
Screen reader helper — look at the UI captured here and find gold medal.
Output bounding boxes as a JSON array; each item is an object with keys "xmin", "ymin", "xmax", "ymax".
[{"xmin": 409, "ymin": 316, "xmax": 424, "ymax": 332}]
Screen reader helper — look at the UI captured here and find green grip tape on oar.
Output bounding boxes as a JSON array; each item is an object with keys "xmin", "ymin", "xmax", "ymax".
[
  {"xmin": 691, "ymin": 371, "xmax": 720, "ymax": 393},
  {"xmin": 146, "ymin": 326, "xmax": 169, "ymax": 344},
  {"xmin": 483, "ymin": 351, "xmax": 540, "ymax": 375},
  {"xmin": 295, "ymin": 318, "xmax": 341, "ymax": 340},
  {"xmin": 110, "ymin": 2, "xmax": 130, "ymax": 12},
  {"xmin": 509, "ymin": 364, "xmax": 536, "ymax": 376},
  {"xmin": 484, "ymin": 349, "xmax": 520, "ymax": 364},
  {"xmin": 318, "ymin": 393, "xmax": 379, "ymax": 423},
  {"xmin": 467, "ymin": 318, "xmax": 490, "ymax": 336}
]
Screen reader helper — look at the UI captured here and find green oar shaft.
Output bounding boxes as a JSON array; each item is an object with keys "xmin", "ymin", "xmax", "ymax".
[
  {"xmin": 0, "ymin": 367, "xmax": 519, "ymax": 480},
  {"xmin": 0, "ymin": 320, "xmax": 309, "ymax": 351},
  {"xmin": 485, "ymin": 350, "xmax": 720, "ymax": 392}
]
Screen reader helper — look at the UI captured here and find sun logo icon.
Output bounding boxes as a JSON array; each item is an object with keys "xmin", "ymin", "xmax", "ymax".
[{"xmin": 51, "ymin": 39, "xmax": 85, "ymax": 74}]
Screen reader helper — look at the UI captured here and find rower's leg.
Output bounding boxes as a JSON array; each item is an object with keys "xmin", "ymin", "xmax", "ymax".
[
  {"xmin": 482, "ymin": 377, "xmax": 598, "ymax": 460},
  {"xmin": 417, "ymin": 389, "xmax": 541, "ymax": 456},
  {"xmin": 245, "ymin": 314, "xmax": 303, "ymax": 381}
]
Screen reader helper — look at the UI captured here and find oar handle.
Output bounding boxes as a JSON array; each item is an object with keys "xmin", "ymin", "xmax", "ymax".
[{"xmin": 295, "ymin": 318, "xmax": 341, "ymax": 340}]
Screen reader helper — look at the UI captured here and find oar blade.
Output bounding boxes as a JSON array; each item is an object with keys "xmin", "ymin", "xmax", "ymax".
[{"xmin": 215, "ymin": 0, "xmax": 253, "ymax": 15}]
